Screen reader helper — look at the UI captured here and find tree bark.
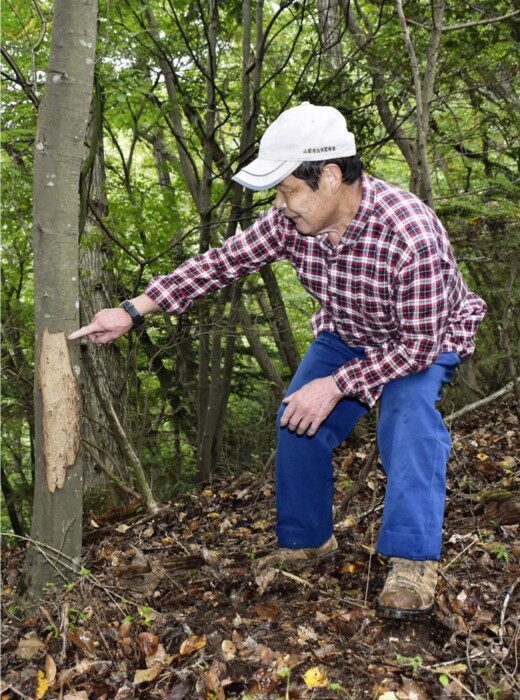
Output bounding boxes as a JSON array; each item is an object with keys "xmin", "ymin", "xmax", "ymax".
[
  {"xmin": 237, "ymin": 301, "xmax": 285, "ymax": 396},
  {"xmin": 259, "ymin": 266, "xmax": 301, "ymax": 374},
  {"xmin": 197, "ymin": 294, "xmax": 228, "ymax": 482},
  {"xmin": 317, "ymin": 0, "xmax": 344, "ymax": 71},
  {"xmin": 17, "ymin": 0, "xmax": 98, "ymax": 610},
  {"xmin": 80, "ymin": 81, "xmax": 129, "ymax": 496},
  {"xmin": 1, "ymin": 466, "xmax": 25, "ymax": 536}
]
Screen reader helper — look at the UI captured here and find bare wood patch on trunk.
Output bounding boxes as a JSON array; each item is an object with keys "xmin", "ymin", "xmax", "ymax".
[{"xmin": 39, "ymin": 329, "xmax": 81, "ymax": 492}]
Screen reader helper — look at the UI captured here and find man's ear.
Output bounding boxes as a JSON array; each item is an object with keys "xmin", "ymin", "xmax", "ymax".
[{"xmin": 321, "ymin": 163, "xmax": 343, "ymax": 193}]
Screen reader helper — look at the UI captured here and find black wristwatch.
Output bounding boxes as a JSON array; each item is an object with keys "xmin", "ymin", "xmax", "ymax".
[{"xmin": 120, "ymin": 300, "xmax": 145, "ymax": 329}]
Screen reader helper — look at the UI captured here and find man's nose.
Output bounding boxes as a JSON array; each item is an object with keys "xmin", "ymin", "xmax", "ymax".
[{"xmin": 275, "ymin": 191, "xmax": 286, "ymax": 210}]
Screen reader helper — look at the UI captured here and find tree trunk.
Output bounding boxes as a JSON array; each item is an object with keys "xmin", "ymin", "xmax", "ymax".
[
  {"xmin": 317, "ymin": 0, "xmax": 344, "ymax": 71},
  {"xmin": 80, "ymin": 81, "xmax": 129, "ymax": 498},
  {"xmin": 1, "ymin": 466, "xmax": 25, "ymax": 536},
  {"xmin": 237, "ymin": 301, "xmax": 285, "ymax": 396},
  {"xmin": 259, "ymin": 266, "xmax": 301, "ymax": 374},
  {"xmin": 342, "ymin": 0, "xmax": 446, "ymax": 205},
  {"xmin": 197, "ymin": 296, "xmax": 227, "ymax": 482},
  {"xmin": 394, "ymin": 0, "xmax": 445, "ymax": 207},
  {"xmin": 17, "ymin": 0, "xmax": 98, "ymax": 610}
]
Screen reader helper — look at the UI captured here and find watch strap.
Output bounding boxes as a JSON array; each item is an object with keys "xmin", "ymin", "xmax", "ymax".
[{"xmin": 120, "ymin": 300, "xmax": 145, "ymax": 329}]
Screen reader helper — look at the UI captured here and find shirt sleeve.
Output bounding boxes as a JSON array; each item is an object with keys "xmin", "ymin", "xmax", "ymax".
[
  {"xmin": 332, "ymin": 243, "xmax": 450, "ymax": 407},
  {"xmin": 145, "ymin": 208, "xmax": 287, "ymax": 314}
]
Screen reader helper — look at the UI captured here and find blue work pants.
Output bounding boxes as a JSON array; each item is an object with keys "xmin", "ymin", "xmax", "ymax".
[{"xmin": 275, "ymin": 331, "xmax": 461, "ymax": 560}]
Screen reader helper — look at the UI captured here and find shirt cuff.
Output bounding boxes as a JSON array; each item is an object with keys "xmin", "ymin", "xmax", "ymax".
[{"xmin": 332, "ymin": 363, "xmax": 382, "ymax": 408}]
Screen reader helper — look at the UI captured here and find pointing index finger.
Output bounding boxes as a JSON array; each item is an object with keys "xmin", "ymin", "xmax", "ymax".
[{"xmin": 68, "ymin": 323, "xmax": 98, "ymax": 340}]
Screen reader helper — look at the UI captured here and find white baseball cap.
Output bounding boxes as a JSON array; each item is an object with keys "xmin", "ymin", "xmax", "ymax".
[{"xmin": 232, "ymin": 102, "xmax": 356, "ymax": 191}]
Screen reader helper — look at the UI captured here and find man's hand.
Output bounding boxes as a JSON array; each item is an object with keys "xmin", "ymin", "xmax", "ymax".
[
  {"xmin": 68, "ymin": 308, "xmax": 133, "ymax": 344},
  {"xmin": 280, "ymin": 375, "xmax": 344, "ymax": 437},
  {"xmin": 68, "ymin": 293, "xmax": 160, "ymax": 345}
]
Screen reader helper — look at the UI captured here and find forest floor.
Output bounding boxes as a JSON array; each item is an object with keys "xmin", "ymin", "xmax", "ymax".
[{"xmin": 1, "ymin": 395, "xmax": 519, "ymax": 700}]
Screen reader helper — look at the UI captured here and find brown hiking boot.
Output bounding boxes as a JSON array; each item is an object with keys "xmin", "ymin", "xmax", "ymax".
[
  {"xmin": 377, "ymin": 558, "xmax": 438, "ymax": 620},
  {"xmin": 255, "ymin": 535, "xmax": 338, "ymax": 571}
]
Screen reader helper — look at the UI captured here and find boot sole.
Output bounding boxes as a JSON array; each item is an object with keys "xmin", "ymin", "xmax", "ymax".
[{"xmin": 376, "ymin": 603, "xmax": 434, "ymax": 621}]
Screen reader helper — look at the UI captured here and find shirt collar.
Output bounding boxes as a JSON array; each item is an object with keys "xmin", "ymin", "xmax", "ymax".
[
  {"xmin": 341, "ymin": 173, "xmax": 375, "ymax": 244},
  {"xmin": 316, "ymin": 173, "xmax": 375, "ymax": 249}
]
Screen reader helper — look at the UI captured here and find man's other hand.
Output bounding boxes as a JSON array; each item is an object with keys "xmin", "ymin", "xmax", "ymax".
[{"xmin": 280, "ymin": 375, "xmax": 343, "ymax": 437}]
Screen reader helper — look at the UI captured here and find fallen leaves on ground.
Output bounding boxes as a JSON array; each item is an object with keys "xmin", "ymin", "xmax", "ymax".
[{"xmin": 1, "ymin": 397, "xmax": 519, "ymax": 699}]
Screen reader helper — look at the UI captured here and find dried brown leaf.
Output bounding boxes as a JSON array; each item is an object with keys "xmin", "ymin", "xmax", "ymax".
[
  {"xmin": 134, "ymin": 663, "xmax": 163, "ymax": 684},
  {"xmin": 45, "ymin": 654, "xmax": 57, "ymax": 684},
  {"xmin": 401, "ymin": 677, "xmax": 430, "ymax": 700},
  {"xmin": 15, "ymin": 637, "xmax": 46, "ymax": 660},
  {"xmin": 431, "ymin": 662, "xmax": 468, "ymax": 675},
  {"xmin": 253, "ymin": 600, "xmax": 279, "ymax": 620},
  {"xmin": 69, "ymin": 628, "xmax": 97, "ymax": 655},
  {"xmin": 119, "ymin": 621, "xmax": 132, "ymax": 638},
  {"xmin": 221, "ymin": 639, "xmax": 237, "ymax": 661},
  {"xmin": 145, "ymin": 643, "xmax": 174, "ymax": 668},
  {"xmin": 179, "ymin": 635, "xmax": 206, "ymax": 656},
  {"xmin": 137, "ymin": 631, "xmax": 160, "ymax": 656}
]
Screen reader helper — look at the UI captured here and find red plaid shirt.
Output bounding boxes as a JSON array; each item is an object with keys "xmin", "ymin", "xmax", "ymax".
[{"xmin": 146, "ymin": 174, "xmax": 486, "ymax": 407}]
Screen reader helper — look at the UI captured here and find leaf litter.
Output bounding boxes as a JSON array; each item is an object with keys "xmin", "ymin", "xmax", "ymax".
[{"xmin": 1, "ymin": 396, "xmax": 519, "ymax": 699}]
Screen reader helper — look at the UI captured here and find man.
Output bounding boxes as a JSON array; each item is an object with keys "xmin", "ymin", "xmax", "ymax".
[{"xmin": 70, "ymin": 102, "xmax": 486, "ymax": 620}]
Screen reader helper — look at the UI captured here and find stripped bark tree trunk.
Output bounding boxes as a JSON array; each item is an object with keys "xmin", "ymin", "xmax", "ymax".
[{"xmin": 17, "ymin": 0, "xmax": 98, "ymax": 610}]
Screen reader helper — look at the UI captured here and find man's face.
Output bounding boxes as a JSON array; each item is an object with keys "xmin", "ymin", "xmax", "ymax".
[{"xmin": 274, "ymin": 174, "xmax": 339, "ymax": 236}]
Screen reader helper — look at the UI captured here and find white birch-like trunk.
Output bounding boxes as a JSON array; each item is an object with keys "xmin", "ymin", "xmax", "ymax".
[{"xmin": 17, "ymin": 0, "xmax": 98, "ymax": 609}]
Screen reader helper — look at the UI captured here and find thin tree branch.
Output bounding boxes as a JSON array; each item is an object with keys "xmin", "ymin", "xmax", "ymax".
[
  {"xmin": 443, "ymin": 9, "xmax": 520, "ymax": 32},
  {"xmin": 406, "ymin": 9, "xmax": 520, "ymax": 32},
  {"xmin": 499, "ymin": 576, "xmax": 520, "ymax": 647},
  {"xmin": 4, "ymin": 532, "xmax": 135, "ymax": 612},
  {"xmin": 82, "ymin": 350, "xmax": 159, "ymax": 513},
  {"xmin": 82, "ymin": 441, "xmax": 142, "ymax": 500},
  {"xmin": 340, "ymin": 440, "xmax": 379, "ymax": 511},
  {"xmin": 31, "ymin": 0, "xmax": 48, "ymax": 51},
  {"xmin": 445, "ymin": 378, "xmax": 519, "ymax": 422},
  {"xmin": 0, "ymin": 47, "xmax": 39, "ymax": 107}
]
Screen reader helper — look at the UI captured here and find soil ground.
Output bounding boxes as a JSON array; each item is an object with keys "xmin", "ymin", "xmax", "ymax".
[{"xmin": 1, "ymin": 396, "xmax": 519, "ymax": 699}]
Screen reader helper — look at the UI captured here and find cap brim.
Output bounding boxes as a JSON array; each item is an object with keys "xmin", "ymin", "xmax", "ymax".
[{"xmin": 232, "ymin": 157, "xmax": 300, "ymax": 191}]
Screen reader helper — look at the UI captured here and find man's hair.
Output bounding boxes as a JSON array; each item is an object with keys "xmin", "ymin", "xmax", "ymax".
[{"xmin": 292, "ymin": 156, "xmax": 364, "ymax": 191}]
